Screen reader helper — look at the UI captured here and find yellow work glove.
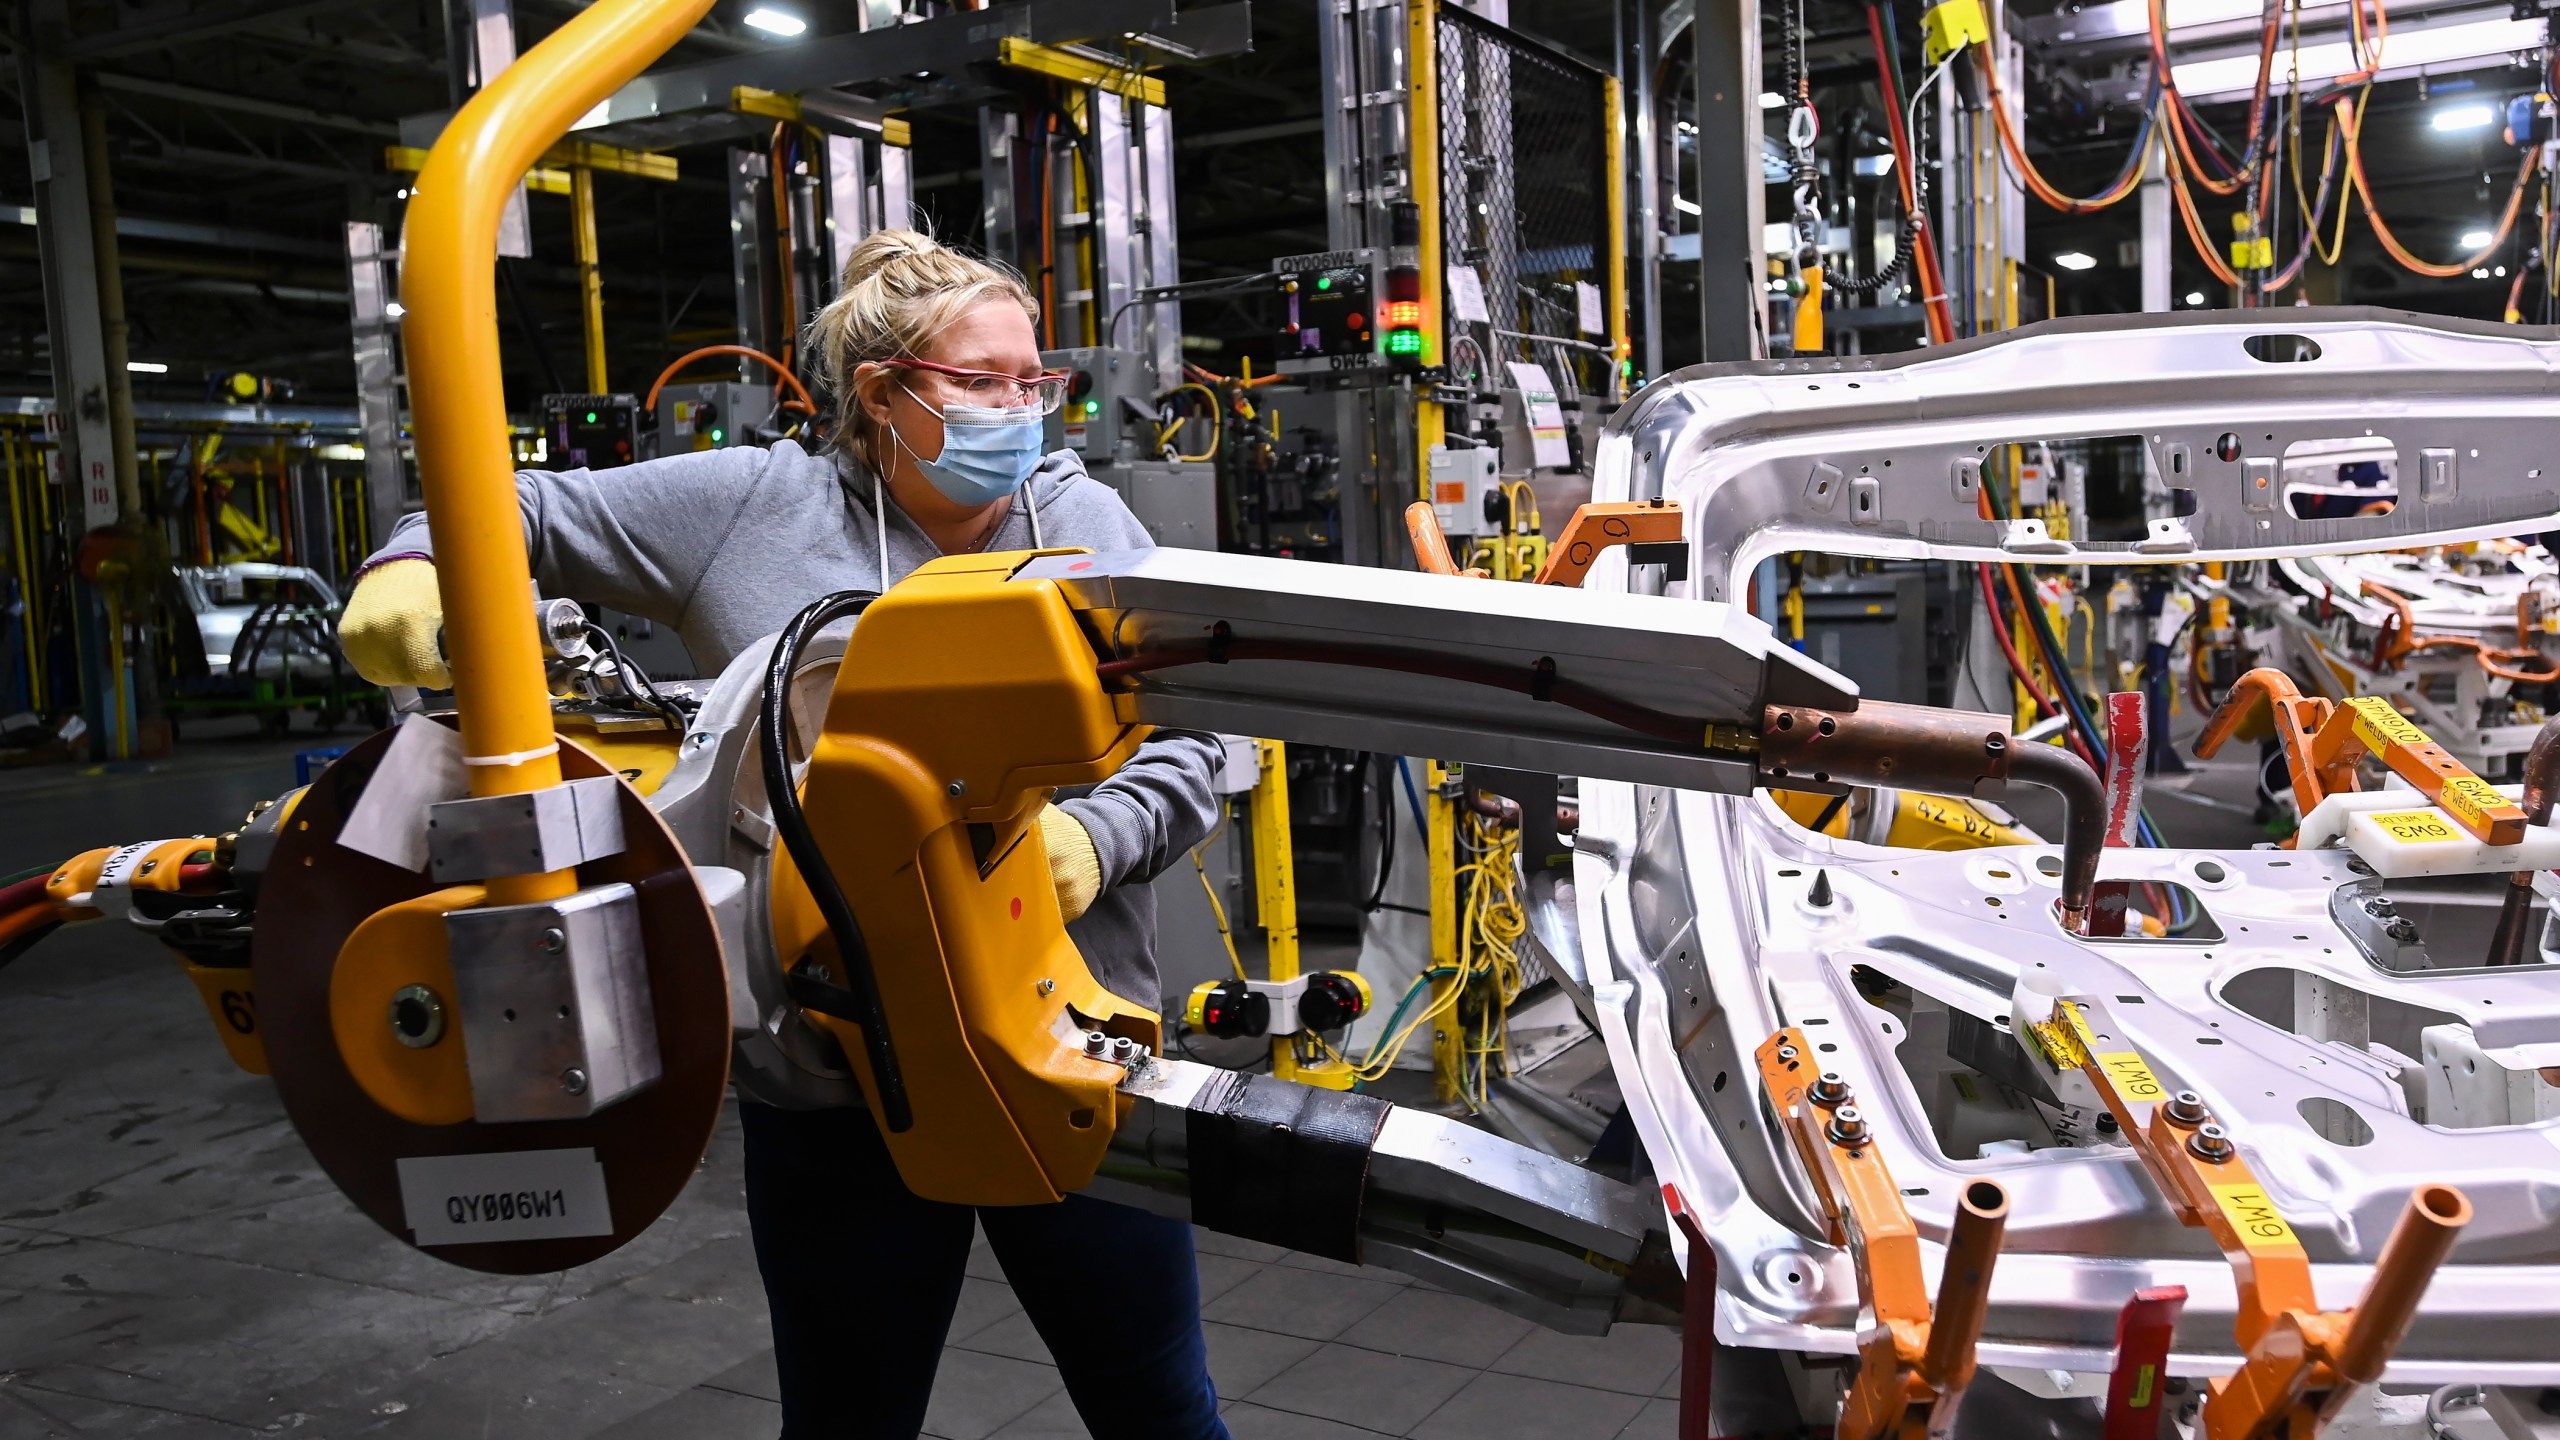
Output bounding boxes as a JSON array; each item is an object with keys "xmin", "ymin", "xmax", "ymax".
[
  {"xmin": 1040, "ymin": 804, "xmax": 1102, "ymax": 922},
  {"xmin": 338, "ymin": 558, "xmax": 451, "ymax": 688}
]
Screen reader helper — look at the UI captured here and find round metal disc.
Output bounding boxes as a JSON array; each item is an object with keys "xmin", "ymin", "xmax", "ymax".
[{"xmin": 253, "ymin": 725, "xmax": 731, "ymax": 1274}]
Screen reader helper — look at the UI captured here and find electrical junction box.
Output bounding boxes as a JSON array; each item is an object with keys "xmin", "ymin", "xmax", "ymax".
[
  {"xmin": 1428, "ymin": 443, "xmax": 1501, "ymax": 538},
  {"xmin": 1094, "ymin": 460, "xmax": 1218, "ymax": 550},
  {"xmin": 1042, "ymin": 347, "xmax": 1153, "ymax": 461},
  {"xmin": 655, "ymin": 381, "xmax": 773, "ymax": 456},
  {"xmin": 541, "ymin": 393, "xmax": 641, "ymax": 471},
  {"xmin": 1271, "ymin": 248, "xmax": 1391, "ymax": 381}
]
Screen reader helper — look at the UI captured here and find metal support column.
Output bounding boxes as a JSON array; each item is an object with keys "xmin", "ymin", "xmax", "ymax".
[
  {"xmin": 1692, "ymin": 0, "xmax": 1764, "ymax": 362},
  {"xmin": 20, "ymin": 3, "xmax": 122, "ymax": 753},
  {"xmin": 2140, "ymin": 144, "xmax": 2171, "ymax": 312},
  {"xmin": 571, "ymin": 166, "xmax": 608, "ymax": 391},
  {"xmin": 346, "ymin": 222, "xmax": 411, "ymax": 549},
  {"xmin": 1632, "ymin": 0, "xmax": 1664, "ymax": 379}
]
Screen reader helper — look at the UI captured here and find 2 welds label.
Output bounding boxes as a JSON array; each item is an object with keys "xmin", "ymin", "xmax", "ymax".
[{"xmin": 397, "ymin": 1147, "xmax": 613, "ymax": 1246}]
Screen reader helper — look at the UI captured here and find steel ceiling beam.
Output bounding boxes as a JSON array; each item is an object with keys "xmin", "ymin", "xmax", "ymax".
[
  {"xmin": 93, "ymin": 72, "xmax": 400, "ymax": 138},
  {"xmin": 53, "ymin": 0, "xmax": 372, "ymax": 62}
]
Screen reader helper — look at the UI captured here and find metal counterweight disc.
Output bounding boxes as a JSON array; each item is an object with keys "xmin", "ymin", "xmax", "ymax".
[{"xmin": 253, "ymin": 724, "xmax": 731, "ymax": 1274}]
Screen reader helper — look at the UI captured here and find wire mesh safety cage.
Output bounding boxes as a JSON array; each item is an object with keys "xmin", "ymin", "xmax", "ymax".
[{"xmin": 1434, "ymin": 8, "xmax": 1615, "ymax": 401}]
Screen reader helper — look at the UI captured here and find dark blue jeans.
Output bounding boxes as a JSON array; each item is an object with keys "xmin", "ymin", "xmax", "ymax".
[{"xmin": 740, "ymin": 1101, "xmax": 1230, "ymax": 1440}]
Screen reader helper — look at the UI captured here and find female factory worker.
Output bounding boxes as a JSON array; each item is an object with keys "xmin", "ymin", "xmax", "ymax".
[{"xmin": 337, "ymin": 229, "xmax": 1230, "ymax": 1440}]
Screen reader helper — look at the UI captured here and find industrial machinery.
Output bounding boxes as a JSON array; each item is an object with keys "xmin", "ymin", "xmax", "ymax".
[
  {"xmin": 1574, "ymin": 310, "xmax": 2560, "ymax": 1420},
  {"xmin": 20, "ymin": 2, "xmax": 2560, "ymax": 1434}
]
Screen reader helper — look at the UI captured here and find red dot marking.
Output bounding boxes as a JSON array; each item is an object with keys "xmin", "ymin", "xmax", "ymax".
[
  {"xmin": 1069, "ymin": 561, "xmax": 1093, "ymax": 571},
  {"xmin": 1010, "ymin": 896, "xmax": 1023, "ymax": 919}
]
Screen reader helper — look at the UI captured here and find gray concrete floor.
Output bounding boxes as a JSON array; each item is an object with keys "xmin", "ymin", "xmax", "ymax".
[{"xmin": 0, "ymin": 727, "xmax": 1702, "ymax": 1439}]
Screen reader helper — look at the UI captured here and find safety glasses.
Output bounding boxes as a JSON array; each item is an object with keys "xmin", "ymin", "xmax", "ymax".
[{"xmin": 885, "ymin": 358, "xmax": 1072, "ymax": 415}]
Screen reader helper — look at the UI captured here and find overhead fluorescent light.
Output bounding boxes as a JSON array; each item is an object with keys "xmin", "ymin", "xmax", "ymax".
[
  {"xmin": 2053, "ymin": 251, "xmax": 2099, "ymax": 271},
  {"xmin": 1673, "ymin": 196, "xmax": 1702, "ymax": 215},
  {"xmin": 1854, "ymin": 153, "xmax": 1897, "ymax": 176},
  {"xmin": 2172, "ymin": 17, "xmax": 2544, "ymax": 99},
  {"xmin": 2461, "ymin": 228, "xmax": 2495, "ymax": 248},
  {"xmin": 742, "ymin": 7, "xmax": 806, "ymax": 37},
  {"xmin": 2433, "ymin": 103, "xmax": 2496, "ymax": 131},
  {"xmin": 2185, "ymin": 290, "xmax": 2207, "ymax": 305},
  {"xmin": 126, "ymin": 360, "xmax": 168, "ymax": 374},
  {"xmin": 1758, "ymin": 91, "xmax": 1785, "ymax": 109}
]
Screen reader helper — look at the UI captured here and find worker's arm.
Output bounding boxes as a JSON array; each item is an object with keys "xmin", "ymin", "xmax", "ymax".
[
  {"xmin": 363, "ymin": 443, "xmax": 785, "ymax": 624},
  {"xmin": 1059, "ymin": 729, "xmax": 1226, "ymax": 891},
  {"xmin": 343, "ymin": 445, "xmax": 788, "ymax": 686}
]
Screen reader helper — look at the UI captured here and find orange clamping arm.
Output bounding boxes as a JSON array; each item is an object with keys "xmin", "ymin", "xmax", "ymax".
[
  {"xmin": 1531, "ymin": 500, "xmax": 1684, "ymax": 588},
  {"xmin": 2308, "ymin": 696, "xmax": 2527, "ymax": 845},
  {"xmin": 401, "ymin": 0, "xmax": 714, "ymax": 906},
  {"xmin": 2191, "ymin": 668, "xmax": 2354, "ymax": 817},
  {"xmin": 1757, "ymin": 1028, "xmax": 2005, "ymax": 1440},
  {"xmin": 2363, "ymin": 580, "xmax": 2419, "ymax": 667},
  {"xmin": 1402, "ymin": 502, "xmax": 1489, "ymax": 580}
]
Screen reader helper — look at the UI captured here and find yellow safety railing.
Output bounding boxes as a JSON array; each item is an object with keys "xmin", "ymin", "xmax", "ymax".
[{"xmin": 400, "ymin": 0, "xmax": 713, "ymax": 906}]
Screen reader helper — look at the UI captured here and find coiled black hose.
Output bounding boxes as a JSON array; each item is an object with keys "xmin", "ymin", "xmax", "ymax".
[{"xmin": 758, "ymin": 590, "xmax": 911, "ymax": 1131}]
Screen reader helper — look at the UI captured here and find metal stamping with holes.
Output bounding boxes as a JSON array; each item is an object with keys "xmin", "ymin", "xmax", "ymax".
[
  {"xmin": 443, "ymin": 882, "xmax": 660, "ymax": 1123},
  {"xmin": 427, "ymin": 776, "xmax": 627, "ymax": 882}
]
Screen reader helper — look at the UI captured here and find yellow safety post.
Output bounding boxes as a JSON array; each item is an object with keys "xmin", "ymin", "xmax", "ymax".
[
  {"xmin": 401, "ymin": 0, "xmax": 715, "ymax": 907},
  {"xmin": 1248, "ymin": 740, "xmax": 1308, "ymax": 1080},
  {"xmin": 1426, "ymin": 759, "xmax": 1462, "ymax": 1101},
  {"xmin": 1601, "ymin": 73, "xmax": 1630, "ymax": 395},
  {"xmin": 571, "ymin": 165, "xmax": 609, "ymax": 392},
  {"xmin": 1408, "ymin": 0, "xmax": 1447, "ymax": 493}
]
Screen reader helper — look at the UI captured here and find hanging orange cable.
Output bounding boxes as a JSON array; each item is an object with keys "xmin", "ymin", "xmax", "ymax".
[
  {"xmin": 645, "ymin": 344, "xmax": 818, "ymax": 414},
  {"xmin": 1864, "ymin": 0, "xmax": 1954, "ymax": 343},
  {"xmin": 2148, "ymin": 0, "xmax": 2285, "ymax": 197},
  {"xmin": 1978, "ymin": 49, "xmax": 2153, "ymax": 214},
  {"xmin": 2339, "ymin": 92, "xmax": 2535, "ymax": 278},
  {"xmin": 2164, "ymin": 135, "xmax": 2246, "ymax": 288}
]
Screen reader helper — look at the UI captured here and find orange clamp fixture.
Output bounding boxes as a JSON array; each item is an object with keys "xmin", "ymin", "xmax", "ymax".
[
  {"xmin": 1757, "ymin": 1029, "xmax": 2007, "ymax": 1440},
  {"xmin": 2048, "ymin": 998, "xmax": 2472, "ymax": 1440},
  {"xmin": 2192, "ymin": 667, "xmax": 2356, "ymax": 820},
  {"xmin": 1402, "ymin": 501, "xmax": 1489, "ymax": 579},
  {"xmin": 2307, "ymin": 695, "xmax": 2526, "ymax": 845},
  {"xmin": 1533, "ymin": 499, "xmax": 1684, "ymax": 587}
]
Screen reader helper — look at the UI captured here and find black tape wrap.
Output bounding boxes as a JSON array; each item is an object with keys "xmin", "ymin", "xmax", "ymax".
[{"xmin": 1184, "ymin": 1071, "xmax": 1390, "ymax": 1263}]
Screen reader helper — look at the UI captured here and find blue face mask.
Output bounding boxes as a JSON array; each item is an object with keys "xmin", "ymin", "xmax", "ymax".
[{"xmin": 898, "ymin": 388, "xmax": 1043, "ymax": 507}]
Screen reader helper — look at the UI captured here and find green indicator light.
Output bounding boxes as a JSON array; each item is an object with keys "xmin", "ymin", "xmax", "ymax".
[
  {"xmin": 709, "ymin": 428, "xmax": 724, "ymax": 443},
  {"xmin": 1316, "ymin": 276, "xmax": 1333, "ymax": 291},
  {"xmin": 585, "ymin": 411, "xmax": 598, "ymax": 423},
  {"xmin": 1086, "ymin": 399, "xmax": 1101, "ymax": 416},
  {"xmin": 1385, "ymin": 330, "xmax": 1424, "ymax": 355}
]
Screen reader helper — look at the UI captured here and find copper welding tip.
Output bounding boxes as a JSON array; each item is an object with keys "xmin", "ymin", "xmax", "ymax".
[
  {"xmin": 2164, "ymin": 1090, "xmax": 2209, "ymax": 1127},
  {"xmin": 1810, "ymin": 1071, "xmax": 1851, "ymax": 1106},
  {"xmin": 2188, "ymin": 1123, "xmax": 2235, "ymax": 1162}
]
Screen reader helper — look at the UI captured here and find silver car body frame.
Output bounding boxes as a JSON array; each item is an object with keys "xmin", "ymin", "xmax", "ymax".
[{"xmin": 1576, "ymin": 310, "xmax": 2560, "ymax": 1381}]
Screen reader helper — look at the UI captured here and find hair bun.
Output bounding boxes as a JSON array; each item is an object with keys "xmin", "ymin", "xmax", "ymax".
[{"xmin": 843, "ymin": 229, "xmax": 943, "ymax": 289}]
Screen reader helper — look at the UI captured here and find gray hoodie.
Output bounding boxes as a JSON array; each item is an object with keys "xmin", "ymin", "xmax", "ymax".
[{"xmin": 367, "ymin": 443, "xmax": 1224, "ymax": 1013}]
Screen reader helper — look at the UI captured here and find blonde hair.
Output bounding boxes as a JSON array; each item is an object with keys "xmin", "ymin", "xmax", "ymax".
[{"xmin": 804, "ymin": 228, "xmax": 1040, "ymax": 464}]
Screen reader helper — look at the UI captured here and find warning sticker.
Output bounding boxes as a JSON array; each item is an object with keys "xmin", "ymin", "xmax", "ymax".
[
  {"xmin": 2094, "ymin": 1050, "xmax": 2166, "ymax": 1102},
  {"xmin": 2369, "ymin": 810, "xmax": 2463, "ymax": 844},
  {"xmin": 2437, "ymin": 775, "xmax": 2517, "ymax": 831},
  {"xmin": 2208, "ymin": 1182, "xmax": 2301, "ymax": 1250},
  {"xmin": 2346, "ymin": 695, "xmax": 2431, "ymax": 752}
]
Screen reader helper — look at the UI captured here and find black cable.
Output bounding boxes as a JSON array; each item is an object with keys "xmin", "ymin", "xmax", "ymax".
[
  {"xmin": 1360, "ymin": 753, "xmax": 1397, "ymax": 913},
  {"xmin": 582, "ymin": 621, "xmax": 690, "ymax": 730},
  {"xmin": 758, "ymin": 591, "xmax": 912, "ymax": 1132}
]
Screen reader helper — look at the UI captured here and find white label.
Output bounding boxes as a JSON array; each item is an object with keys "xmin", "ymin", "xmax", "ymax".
[
  {"xmin": 1446, "ymin": 264, "xmax": 1491, "ymax": 324},
  {"xmin": 1505, "ymin": 361, "xmax": 1570, "ymax": 469},
  {"xmin": 1576, "ymin": 280, "xmax": 1605, "ymax": 336},
  {"xmin": 398, "ymin": 1147, "xmax": 613, "ymax": 1246},
  {"xmin": 85, "ymin": 841, "xmax": 160, "ymax": 920},
  {"xmin": 338, "ymin": 714, "xmax": 469, "ymax": 872}
]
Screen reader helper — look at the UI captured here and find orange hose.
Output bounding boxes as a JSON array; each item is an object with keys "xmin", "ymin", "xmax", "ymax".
[
  {"xmin": 2340, "ymin": 94, "xmax": 2536, "ymax": 279},
  {"xmin": 645, "ymin": 344, "xmax": 817, "ymax": 414},
  {"xmin": 1979, "ymin": 43, "xmax": 2149, "ymax": 214},
  {"xmin": 2165, "ymin": 139, "xmax": 2245, "ymax": 288},
  {"xmin": 0, "ymin": 905, "xmax": 58, "ymax": 947}
]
